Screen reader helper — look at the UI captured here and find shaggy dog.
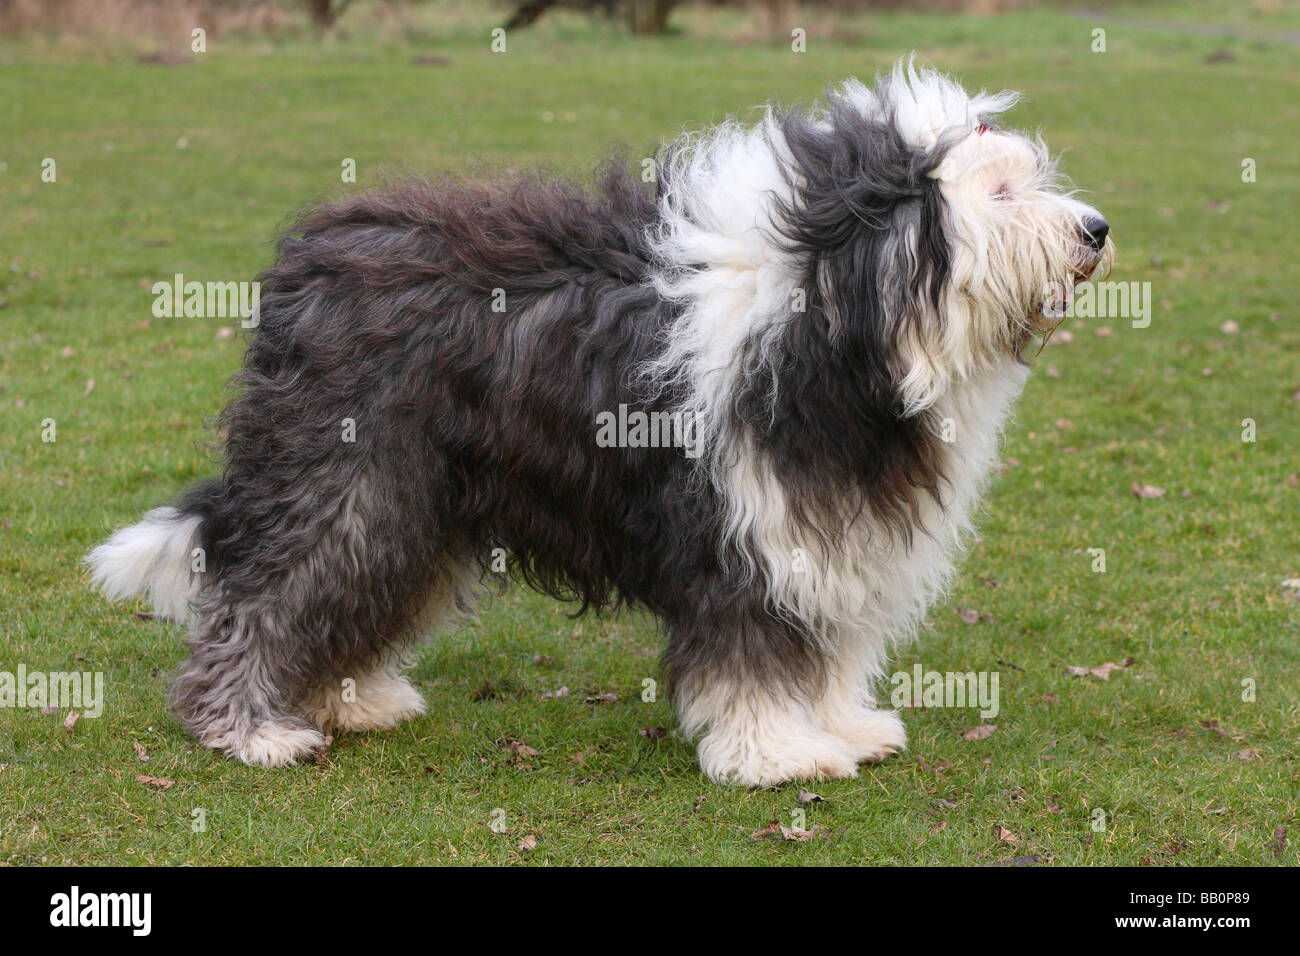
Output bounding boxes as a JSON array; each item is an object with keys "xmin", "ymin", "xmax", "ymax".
[{"xmin": 89, "ymin": 62, "xmax": 1111, "ymax": 786}]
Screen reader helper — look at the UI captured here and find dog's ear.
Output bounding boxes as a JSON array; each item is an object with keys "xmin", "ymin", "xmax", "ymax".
[{"xmin": 774, "ymin": 99, "xmax": 951, "ymax": 402}]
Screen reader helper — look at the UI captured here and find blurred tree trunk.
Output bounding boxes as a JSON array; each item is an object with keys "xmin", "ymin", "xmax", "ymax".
[
  {"xmin": 628, "ymin": 0, "xmax": 679, "ymax": 35},
  {"xmin": 305, "ymin": 0, "xmax": 352, "ymax": 28}
]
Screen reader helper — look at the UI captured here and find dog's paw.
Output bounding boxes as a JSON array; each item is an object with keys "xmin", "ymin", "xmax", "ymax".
[
  {"xmin": 302, "ymin": 673, "xmax": 426, "ymax": 733},
  {"xmin": 823, "ymin": 707, "xmax": 907, "ymax": 764},
  {"xmin": 697, "ymin": 730, "xmax": 860, "ymax": 788},
  {"xmin": 225, "ymin": 718, "xmax": 326, "ymax": 768}
]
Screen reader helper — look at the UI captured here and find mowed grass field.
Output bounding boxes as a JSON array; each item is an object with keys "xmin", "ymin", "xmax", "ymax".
[{"xmin": 1, "ymin": 1, "xmax": 1298, "ymax": 865}]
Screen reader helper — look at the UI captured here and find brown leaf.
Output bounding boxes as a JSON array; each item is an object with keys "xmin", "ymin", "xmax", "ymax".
[
  {"xmin": 638, "ymin": 726, "xmax": 668, "ymax": 741},
  {"xmin": 136, "ymin": 775, "xmax": 175, "ymax": 790},
  {"xmin": 959, "ymin": 607, "xmax": 980, "ymax": 625},
  {"xmin": 797, "ymin": 790, "xmax": 824, "ymax": 805},
  {"xmin": 1066, "ymin": 658, "xmax": 1136, "ymax": 680},
  {"xmin": 929, "ymin": 820, "xmax": 948, "ymax": 835},
  {"xmin": 311, "ymin": 734, "xmax": 333, "ymax": 764},
  {"xmin": 584, "ymin": 692, "xmax": 617, "ymax": 704},
  {"xmin": 751, "ymin": 820, "xmax": 831, "ymax": 842},
  {"xmin": 1234, "ymin": 748, "xmax": 1259, "ymax": 761},
  {"xmin": 1267, "ymin": 825, "xmax": 1287, "ymax": 858},
  {"xmin": 540, "ymin": 685, "xmax": 569, "ymax": 700},
  {"xmin": 962, "ymin": 724, "xmax": 997, "ymax": 741},
  {"xmin": 984, "ymin": 854, "xmax": 1044, "ymax": 867},
  {"xmin": 82, "ymin": 378, "xmax": 95, "ymax": 397},
  {"xmin": 133, "ymin": 741, "xmax": 148, "ymax": 762},
  {"xmin": 993, "ymin": 824, "xmax": 1018, "ymax": 845},
  {"xmin": 693, "ymin": 794, "xmax": 706, "ymax": 811},
  {"xmin": 518, "ymin": 834, "xmax": 538, "ymax": 852},
  {"xmin": 63, "ymin": 711, "xmax": 81, "ymax": 733},
  {"xmin": 917, "ymin": 755, "xmax": 953, "ymax": 774},
  {"xmin": 496, "ymin": 736, "xmax": 540, "ymax": 760},
  {"xmin": 1131, "ymin": 483, "xmax": 1167, "ymax": 499}
]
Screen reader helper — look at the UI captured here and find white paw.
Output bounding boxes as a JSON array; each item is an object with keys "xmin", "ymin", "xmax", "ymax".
[
  {"xmin": 303, "ymin": 674, "xmax": 426, "ymax": 733},
  {"xmin": 227, "ymin": 719, "xmax": 325, "ymax": 768},
  {"xmin": 823, "ymin": 708, "xmax": 907, "ymax": 764},
  {"xmin": 697, "ymin": 730, "xmax": 861, "ymax": 788}
]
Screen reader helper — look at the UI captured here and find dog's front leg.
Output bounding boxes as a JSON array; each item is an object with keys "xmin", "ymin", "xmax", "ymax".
[{"xmin": 665, "ymin": 610, "xmax": 863, "ymax": 787}]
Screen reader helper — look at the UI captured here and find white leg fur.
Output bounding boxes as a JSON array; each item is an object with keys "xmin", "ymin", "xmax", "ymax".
[
  {"xmin": 814, "ymin": 672, "xmax": 908, "ymax": 763},
  {"xmin": 300, "ymin": 660, "xmax": 426, "ymax": 733},
  {"xmin": 225, "ymin": 719, "xmax": 326, "ymax": 768},
  {"xmin": 682, "ymin": 680, "xmax": 860, "ymax": 787}
]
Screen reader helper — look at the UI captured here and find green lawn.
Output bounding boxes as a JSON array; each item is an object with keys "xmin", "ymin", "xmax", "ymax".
[{"xmin": 1, "ymin": 0, "xmax": 1297, "ymax": 865}]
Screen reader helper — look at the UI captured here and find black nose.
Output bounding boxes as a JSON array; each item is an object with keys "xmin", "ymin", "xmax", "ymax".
[{"xmin": 1081, "ymin": 216, "xmax": 1109, "ymax": 251}]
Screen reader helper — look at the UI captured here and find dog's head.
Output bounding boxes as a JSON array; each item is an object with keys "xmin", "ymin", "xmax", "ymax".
[{"xmin": 775, "ymin": 61, "xmax": 1113, "ymax": 413}]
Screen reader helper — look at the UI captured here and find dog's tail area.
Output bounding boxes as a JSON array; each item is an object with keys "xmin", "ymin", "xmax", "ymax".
[{"xmin": 86, "ymin": 480, "xmax": 221, "ymax": 624}]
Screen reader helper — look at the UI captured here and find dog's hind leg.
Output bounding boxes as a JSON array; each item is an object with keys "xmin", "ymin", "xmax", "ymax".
[
  {"xmin": 172, "ymin": 468, "xmax": 454, "ymax": 768},
  {"xmin": 171, "ymin": 599, "xmax": 329, "ymax": 768},
  {"xmin": 299, "ymin": 554, "xmax": 479, "ymax": 735}
]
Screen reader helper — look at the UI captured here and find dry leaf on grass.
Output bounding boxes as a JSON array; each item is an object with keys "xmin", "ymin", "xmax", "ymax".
[
  {"xmin": 1234, "ymin": 748, "xmax": 1259, "ymax": 761},
  {"xmin": 63, "ymin": 711, "xmax": 81, "ymax": 733},
  {"xmin": 984, "ymin": 854, "xmax": 1044, "ymax": 867},
  {"xmin": 797, "ymin": 790, "xmax": 824, "ymax": 805},
  {"xmin": 132, "ymin": 741, "xmax": 148, "ymax": 762},
  {"xmin": 1066, "ymin": 657, "xmax": 1137, "ymax": 680},
  {"xmin": 992, "ymin": 824, "xmax": 1018, "ymax": 845},
  {"xmin": 1266, "ymin": 826, "xmax": 1287, "ymax": 858},
  {"xmin": 540, "ymin": 685, "xmax": 569, "ymax": 700},
  {"xmin": 496, "ymin": 736, "xmax": 540, "ymax": 762},
  {"xmin": 751, "ymin": 820, "xmax": 831, "ymax": 843},
  {"xmin": 136, "ymin": 775, "xmax": 174, "ymax": 790},
  {"xmin": 693, "ymin": 795, "xmax": 706, "ymax": 811},
  {"xmin": 518, "ymin": 835, "xmax": 538, "ymax": 852},
  {"xmin": 962, "ymin": 724, "xmax": 997, "ymax": 741},
  {"xmin": 638, "ymin": 726, "xmax": 668, "ymax": 741},
  {"xmin": 584, "ymin": 692, "xmax": 617, "ymax": 704},
  {"xmin": 1131, "ymin": 483, "xmax": 1167, "ymax": 499},
  {"xmin": 917, "ymin": 755, "xmax": 953, "ymax": 774},
  {"xmin": 1200, "ymin": 719, "xmax": 1228, "ymax": 738},
  {"xmin": 312, "ymin": 735, "xmax": 334, "ymax": 764}
]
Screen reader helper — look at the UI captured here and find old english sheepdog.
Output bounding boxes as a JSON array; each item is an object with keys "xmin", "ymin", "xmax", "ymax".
[{"xmin": 89, "ymin": 62, "xmax": 1112, "ymax": 786}]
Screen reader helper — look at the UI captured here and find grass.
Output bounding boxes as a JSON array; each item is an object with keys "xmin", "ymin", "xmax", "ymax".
[{"xmin": 1, "ymin": 0, "xmax": 1298, "ymax": 865}]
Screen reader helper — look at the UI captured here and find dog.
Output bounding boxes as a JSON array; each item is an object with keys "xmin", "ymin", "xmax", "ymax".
[{"xmin": 88, "ymin": 62, "xmax": 1111, "ymax": 786}]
